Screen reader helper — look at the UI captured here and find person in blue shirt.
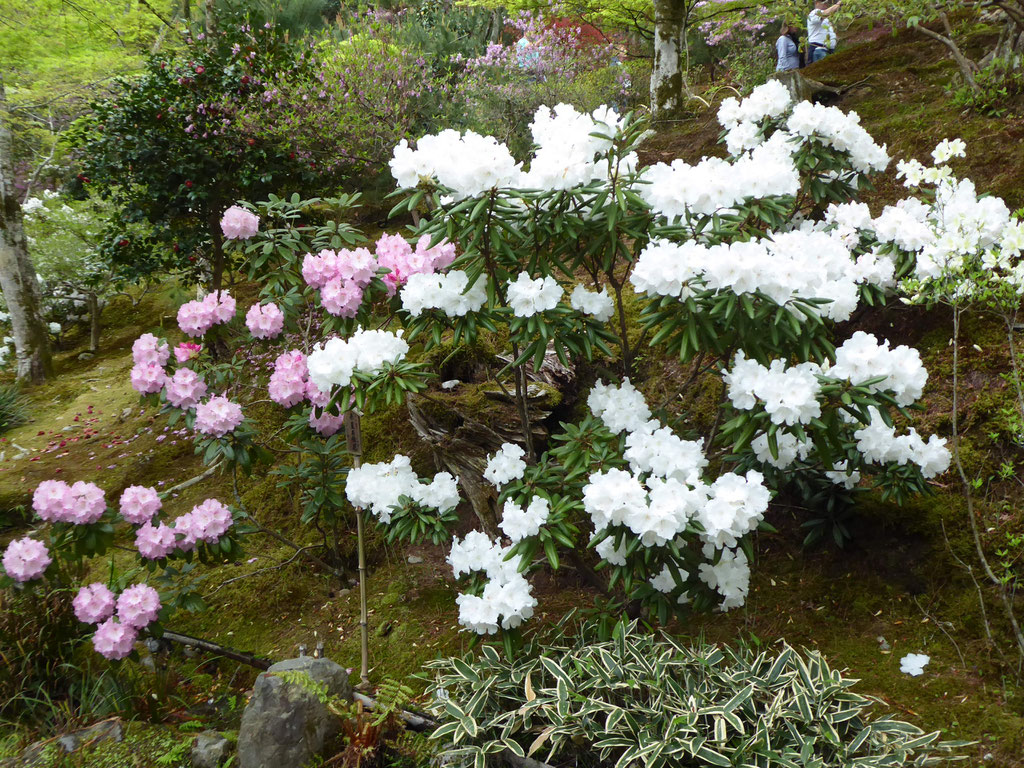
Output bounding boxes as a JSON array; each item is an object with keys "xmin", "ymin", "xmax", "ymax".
[{"xmin": 776, "ymin": 22, "xmax": 801, "ymax": 71}]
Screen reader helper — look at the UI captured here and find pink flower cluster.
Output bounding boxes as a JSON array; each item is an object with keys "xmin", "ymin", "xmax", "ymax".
[
  {"xmin": 2, "ymin": 537, "xmax": 51, "ymax": 582},
  {"xmin": 89, "ymin": 583, "xmax": 161, "ymax": 659},
  {"xmin": 92, "ymin": 618, "xmax": 136, "ymax": 660},
  {"xmin": 166, "ymin": 368, "xmax": 209, "ymax": 409},
  {"xmin": 300, "ymin": 235, "xmax": 455, "ymax": 317},
  {"xmin": 174, "ymin": 342, "xmax": 202, "ymax": 363},
  {"xmin": 194, "ymin": 395, "xmax": 244, "ymax": 437},
  {"xmin": 133, "ymin": 334, "xmax": 170, "ymax": 366},
  {"xmin": 119, "ymin": 485, "xmax": 162, "ymax": 525},
  {"xmin": 33, "ymin": 480, "xmax": 106, "ymax": 524},
  {"xmin": 174, "ymin": 499, "xmax": 233, "ymax": 546},
  {"xmin": 302, "ymin": 247, "xmax": 376, "ymax": 317},
  {"xmin": 73, "ymin": 582, "xmax": 115, "ymax": 624},
  {"xmin": 131, "ymin": 363, "xmax": 168, "ymax": 395},
  {"xmin": 245, "ymin": 301, "xmax": 285, "ymax": 339},
  {"xmin": 220, "ymin": 205, "xmax": 260, "ymax": 239},
  {"xmin": 135, "ymin": 522, "xmax": 177, "ymax": 559},
  {"xmin": 269, "ymin": 350, "xmax": 309, "ymax": 408},
  {"xmin": 376, "ymin": 233, "xmax": 456, "ymax": 294},
  {"xmin": 177, "ymin": 290, "xmax": 237, "ymax": 337},
  {"xmin": 267, "ymin": 350, "xmax": 343, "ymax": 435},
  {"xmin": 134, "ymin": 498, "xmax": 233, "ymax": 560}
]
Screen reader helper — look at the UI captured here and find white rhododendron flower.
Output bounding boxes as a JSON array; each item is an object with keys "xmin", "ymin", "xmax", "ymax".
[
  {"xmin": 569, "ymin": 285, "xmax": 615, "ymax": 322},
  {"xmin": 498, "ymin": 497, "xmax": 550, "ymax": 542},
  {"xmin": 483, "ymin": 443, "xmax": 527, "ymax": 488},
  {"xmin": 505, "ymin": 272, "xmax": 563, "ymax": 317},
  {"xmin": 307, "ymin": 328, "xmax": 408, "ymax": 392},
  {"xmin": 346, "ymin": 455, "xmax": 459, "ymax": 522}
]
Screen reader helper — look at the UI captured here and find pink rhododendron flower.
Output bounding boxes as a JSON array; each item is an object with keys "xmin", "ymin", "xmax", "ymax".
[
  {"xmin": 245, "ymin": 302, "xmax": 285, "ymax": 339},
  {"xmin": 92, "ymin": 618, "xmax": 137, "ymax": 660},
  {"xmin": 416, "ymin": 234, "xmax": 457, "ymax": 271},
  {"xmin": 132, "ymin": 333, "xmax": 170, "ymax": 366},
  {"xmin": 302, "ymin": 249, "xmax": 336, "ymax": 289},
  {"xmin": 177, "ymin": 291, "xmax": 235, "ymax": 336},
  {"xmin": 2, "ymin": 537, "xmax": 51, "ymax": 582},
  {"xmin": 186, "ymin": 499, "xmax": 233, "ymax": 543},
  {"xmin": 165, "ymin": 368, "xmax": 208, "ymax": 410},
  {"xmin": 131, "ymin": 362, "xmax": 168, "ymax": 395},
  {"xmin": 73, "ymin": 583, "xmax": 116, "ymax": 624},
  {"xmin": 70, "ymin": 481, "xmax": 106, "ymax": 524},
  {"xmin": 321, "ymin": 277, "xmax": 363, "ymax": 317},
  {"xmin": 310, "ymin": 408, "xmax": 344, "ymax": 436},
  {"xmin": 268, "ymin": 350, "xmax": 308, "ymax": 407},
  {"xmin": 116, "ymin": 583, "xmax": 161, "ymax": 628},
  {"xmin": 220, "ymin": 205, "xmax": 260, "ymax": 239},
  {"xmin": 119, "ymin": 485, "xmax": 162, "ymax": 525},
  {"xmin": 336, "ymin": 247, "xmax": 377, "ymax": 286},
  {"xmin": 204, "ymin": 290, "xmax": 236, "ymax": 324},
  {"xmin": 194, "ymin": 395, "xmax": 243, "ymax": 436},
  {"xmin": 174, "ymin": 342, "xmax": 201, "ymax": 363},
  {"xmin": 172, "ymin": 514, "xmax": 198, "ymax": 552},
  {"xmin": 135, "ymin": 522, "xmax": 176, "ymax": 560},
  {"xmin": 177, "ymin": 300, "xmax": 216, "ymax": 337},
  {"xmin": 33, "ymin": 479, "xmax": 75, "ymax": 522}
]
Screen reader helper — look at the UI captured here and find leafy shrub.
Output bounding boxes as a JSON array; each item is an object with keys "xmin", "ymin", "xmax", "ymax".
[
  {"xmin": 425, "ymin": 619, "xmax": 965, "ymax": 768},
  {"xmin": 951, "ymin": 58, "xmax": 1024, "ymax": 117}
]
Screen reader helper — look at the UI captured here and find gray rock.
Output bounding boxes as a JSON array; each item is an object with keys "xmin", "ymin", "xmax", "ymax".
[
  {"xmin": 53, "ymin": 719, "xmax": 125, "ymax": 754},
  {"xmin": 407, "ymin": 555, "xmax": 424, "ymax": 564},
  {"xmin": 192, "ymin": 730, "xmax": 232, "ymax": 768},
  {"xmin": 77, "ymin": 352, "xmax": 94, "ymax": 361},
  {"xmin": 237, "ymin": 656, "xmax": 353, "ymax": 768}
]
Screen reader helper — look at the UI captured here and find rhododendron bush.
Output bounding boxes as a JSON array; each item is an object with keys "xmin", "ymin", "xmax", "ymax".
[{"xmin": 10, "ymin": 80, "xmax": 1024, "ymax": 666}]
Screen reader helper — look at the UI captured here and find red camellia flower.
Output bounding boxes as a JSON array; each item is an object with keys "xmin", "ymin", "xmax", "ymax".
[
  {"xmin": 119, "ymin": 239, "xmax": 129, "ymax": 247},
  {"xmin": 195, "ymin": 65, "xmax": 205, "ymax": 74},
  {"xmin": 247, "ymin": 138, "xmax": 256, "ymax": 146},
  {"xmin": 241, "ymin": 75, "xmax": 250, "ymax": 84},
  {"xmin": 185, "ymin": 180, "xmax": 193, "ymax": 188}
]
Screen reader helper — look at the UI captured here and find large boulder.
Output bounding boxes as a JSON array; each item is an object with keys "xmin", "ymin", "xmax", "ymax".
[
  {"xmin": 237, "ymin": 657, "xmax": 353, "ymax": 768},
  {"xmin": 191, "ymin": 730, "xmax": 232, "ymax": 768}
]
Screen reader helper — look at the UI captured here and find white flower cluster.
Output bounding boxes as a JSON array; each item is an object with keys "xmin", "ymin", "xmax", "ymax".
[
  {"xmin": 400, "ymin": 270, "xmax": 488, "ymax": 317},
  {"xmin": 483, "ymin": 443, "xmax": 527, "ymax": 487},
  {"xmin": 583, "ymin": 380, "xmax": 770, "ymax": 609},
  {"xmin": 725, "ymin": 335, "xmax": 948, "ymax": 481},
  {"xmin": 448, "ymin": 531, "xmax": 536, "ymax": 634},
  {"xmin": 499, "ymin": 496, "xmax": 551, "ymax": 542},
  {"xmin": 785, "ymin": 101, "xmax": 890, "ymax": 173},
  {"xmin": 345, "ymin": 454, "xmax": 460, "ymax": 523},
  {"xmin": 830, "ymin": 331, "xmax": 927, "ymax": 406},
  {"xmin": 631, "ymin": 230, "xmax": 891, "ymax": 323},
  {"xmin": 587, "ymin": 378, "xmax": 651, "ymax": 433},
  {"xmin": 724, "ymin": 352, "xmax": 823, "ymax": 426},
  {"xmin": 306, "ymin": 328, "xmax": 408, "ymax": 392},
  {"xmin": 640, "ymin": 133, "xmax": 800, "ymax": 219},
  {"xmin": 505, "ymin": 272, "xmax": 563, "ymax": 317},
  {"xmin": 569, "ymin": 285, "xmax": 615, "ymax": 322},
  {"xmin": 390, "ymin": 130, "xmax": 521, "ymax": 201},
  {"xmin": 751, "ymin": 431, "xmax": 812, "ymax": 469},
  {"xmin": 521, "ymin": 104, "xmax": 635, "ymax": 190},
  {"xmin": 854, "ymin": 408, "xmax": 950, "ymax": 479},
  {"xmin": 697, "ymin": 544, "xmax": 751, "ymax": 611},
  {"xmin": 717, "ymin": 79, "xmax": 793, "ymax": 131}
]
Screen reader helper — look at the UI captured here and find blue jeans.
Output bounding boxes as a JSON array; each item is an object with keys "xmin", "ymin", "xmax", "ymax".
[{"xmin": 809, "ymin": 45, "xmax": 831, "ymax": 63}]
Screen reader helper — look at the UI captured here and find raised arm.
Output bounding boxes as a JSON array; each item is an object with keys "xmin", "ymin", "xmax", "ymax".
[{"xmin": 820, "ymin": 1, "xmax": 842, "ymax": 17}]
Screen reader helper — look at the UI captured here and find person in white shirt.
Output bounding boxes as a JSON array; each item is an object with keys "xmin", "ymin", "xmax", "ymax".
[{"xmin": 807, "ymin": 0, "xmax": 842, "ymax": 63}]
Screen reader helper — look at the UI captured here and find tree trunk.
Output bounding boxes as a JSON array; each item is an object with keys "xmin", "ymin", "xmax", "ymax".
[
  {"xmin": 0, "ymin": 76, "xmax": 53, "ymax": 384},
  {"xmin": 88, "ymin": 292, "xmax": 101, "ymax": 352},
  {"xmin": 651, "ymin": 0, "xmax": 686, "ymax": 120},
  {"xmin": 208, "ymin": 211, "xmax": 225, "ymax": 291},
  {"xmin": 981, "ymin": 7, "xmax": 1024, "ymax": 69}
]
